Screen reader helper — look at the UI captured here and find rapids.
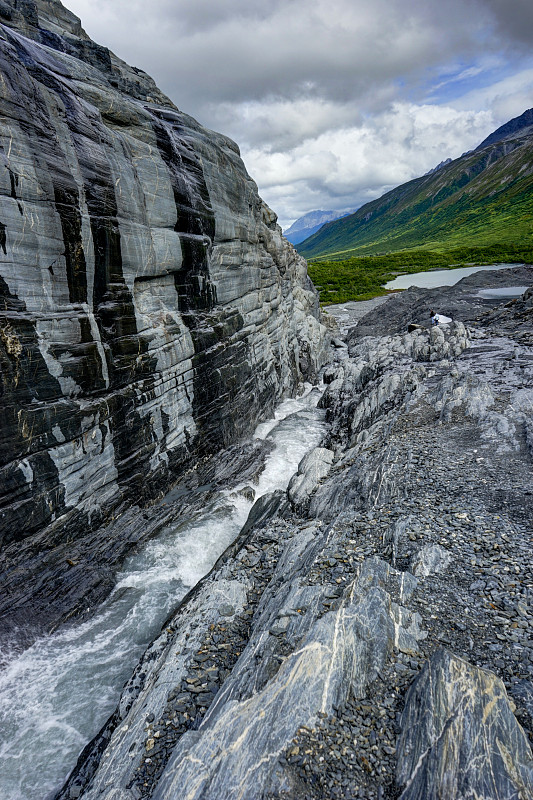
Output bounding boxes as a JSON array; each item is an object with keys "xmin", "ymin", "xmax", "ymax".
[{"xmin": 0, "ymin": 386, "xmax": 327, "ymax": 800}]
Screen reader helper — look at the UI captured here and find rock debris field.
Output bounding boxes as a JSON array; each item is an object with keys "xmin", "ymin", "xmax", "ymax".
[{"xmin": 59, "ymin": 268, "xmax": 533, "ymax": 800}]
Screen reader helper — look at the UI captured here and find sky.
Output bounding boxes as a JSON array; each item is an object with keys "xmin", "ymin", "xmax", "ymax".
[{"xmin": 63, "ymin": 0, "xmax": 533, "ymax": 229}]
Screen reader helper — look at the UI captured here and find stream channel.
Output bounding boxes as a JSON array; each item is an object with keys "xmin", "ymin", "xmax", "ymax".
[{"xmin": 0, "ymin": 385, "xmax": 328, "ymax": 800}]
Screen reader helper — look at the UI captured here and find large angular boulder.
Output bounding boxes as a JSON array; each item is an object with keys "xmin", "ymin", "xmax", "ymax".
[{"xmin": 397, "ymin": 649, "xmax": 533, "ymax": 800}]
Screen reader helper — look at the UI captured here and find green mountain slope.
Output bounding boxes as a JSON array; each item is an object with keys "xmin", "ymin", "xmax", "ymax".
[{"xmin": 298, "ymin": 110, "xmax": 533, "ymax": 260}]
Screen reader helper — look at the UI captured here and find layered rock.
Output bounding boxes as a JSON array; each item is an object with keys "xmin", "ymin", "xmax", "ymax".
[
  {"xmin": 57, "ymin": 275, "xmax": 533, "ymax": 800},
  {"xmin": 0, "ymin": 0, "xmax": 328, "ymax": 637},
  {"xmin": 57, "ymin": 514, "xmax": 424, "ymax": 800},
  {"xmin": 1, "ymin": 3, "xmax": 532, "ymax": 796},
  {"xmin": 397, "ymin": 649, "xmax": 533, "ymax": 800}
]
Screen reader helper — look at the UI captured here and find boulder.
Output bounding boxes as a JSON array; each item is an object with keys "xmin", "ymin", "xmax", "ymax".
[
  {"xmin": 411, "ymin": 543, "xmax": 452, "ymax": 577},
  {"xmin": 288, "ymin": 447, "xmax": 334, "ymax": 509},
  {"xmin": 396, "ymin": 649, "xmax": 533, "ymax": 800}
]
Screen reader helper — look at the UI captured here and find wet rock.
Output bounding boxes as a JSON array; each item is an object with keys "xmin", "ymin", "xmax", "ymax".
[
  {"xmin": 238, "ymin": 487, "xmax": 256, "ymax": 503},
  {"xmin": 288, "ymin": 447, "xmax": 334, "ymax": 509},
  {"xmin": 396, "ymin": 649, "xmax": 533, "ymax": 800}
]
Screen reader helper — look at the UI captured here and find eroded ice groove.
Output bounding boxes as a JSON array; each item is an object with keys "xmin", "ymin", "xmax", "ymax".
[{"xmin": 0, "ymin": 386, "xmax": 327, "ymax": 800}]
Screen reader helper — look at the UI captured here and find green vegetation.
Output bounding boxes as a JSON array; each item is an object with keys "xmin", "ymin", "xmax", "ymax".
[
  {"xmin": 308, "ymin": 243, "xmax": 533, "ymax": 305},
  {"xmin": 299, "ymin": 131, "xmax": 533, "ymax": 265},
  {"xmin": 299, "ymin": 124, "xmax": 533, "ymax": 303}
]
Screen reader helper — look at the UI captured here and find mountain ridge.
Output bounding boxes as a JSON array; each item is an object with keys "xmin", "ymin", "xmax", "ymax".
[
  {"xmin": 298, "ymin": 108, "xmax": 533, "ymax": 259},
  {"xmin": 284, "ymin": 209, "xmax": 353, "ymax": 245},
  {"xmin": 476, "ymin": 107, "xmax": 533, "ymax": 149}
]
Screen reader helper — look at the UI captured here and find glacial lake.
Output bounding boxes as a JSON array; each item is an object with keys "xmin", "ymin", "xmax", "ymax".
[{"xmin": 384, "ymin": 262, "xmax": 523, "ymax": 290}]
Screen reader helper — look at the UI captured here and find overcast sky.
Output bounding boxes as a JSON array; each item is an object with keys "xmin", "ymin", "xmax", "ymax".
[{"xmin": 64, "ymin": 0, "xmax": 533, "ymax": 229}]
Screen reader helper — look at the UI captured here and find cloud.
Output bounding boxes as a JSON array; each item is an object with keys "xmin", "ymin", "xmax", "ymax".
[
  {"xmin": 67, "ymin": 0, "xmax": 496, "ymax": 114},
  {"xmin": 242, "ymin": 103, "xmax": 495, "ymax": 226},
  {"xmin": 452, "ymin": 67, "xmax": 533, "ymax": 118},
  {"xmin": 209, "ymin": 98, "xmax": 367, "ymax": 152},
  {"xmin": 64, "ymin": 0, "xmax": 533, "ymax": 227}
]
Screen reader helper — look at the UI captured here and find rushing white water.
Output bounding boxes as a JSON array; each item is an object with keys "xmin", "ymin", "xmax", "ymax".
[{"xmin": 0, "ymin": 385, "xmax": 327, "ymax": 800}]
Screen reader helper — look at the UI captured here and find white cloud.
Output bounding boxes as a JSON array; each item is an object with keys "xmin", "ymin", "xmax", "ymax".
[
  {"xmin": 210, "ymin": 98, "xmax": 365, "ymax": 152},
  {"xmin": 242, "ymin": 103, "xmax": 495, "ymax": 227},
  {"xmin": 451, "ymin": 67, "xmax": 533, "ymax": 119},
  {"xmin": 63, "ymin": 0, "xmax": 533, "ymax": 226}
]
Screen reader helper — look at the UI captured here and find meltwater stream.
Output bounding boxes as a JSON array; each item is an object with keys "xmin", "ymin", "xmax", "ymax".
[{"xmin": 0, "ymin": 386, "xmax": 327, "ymax": 800}]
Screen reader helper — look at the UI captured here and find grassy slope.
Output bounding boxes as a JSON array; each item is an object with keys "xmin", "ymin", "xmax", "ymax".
[
  {"xmin": 299, "ymin": 134, "xmax": 533, "ymax": 262},
  {"xmin": 298, "ymin": 131, "xmax": 533, "ymax": 303}
]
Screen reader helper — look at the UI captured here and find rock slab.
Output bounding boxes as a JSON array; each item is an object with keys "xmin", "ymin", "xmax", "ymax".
[{"xmin": 397, "ymin": 649, "xmax": 533, "ymax": 800}]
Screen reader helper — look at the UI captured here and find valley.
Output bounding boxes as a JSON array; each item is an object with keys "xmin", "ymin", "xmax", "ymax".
[{"xmin": 0, "ymin": 2, "xmax": 532, "ymax": 799}]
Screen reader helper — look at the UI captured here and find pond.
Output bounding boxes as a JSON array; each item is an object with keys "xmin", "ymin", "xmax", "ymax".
[
  {"xmin": 476, "ymin": 286, "xmax": 529, "ymax": 299},
  {"xmin": 384, "ymin": 263, "xmax": 523, "ymax": 291}
]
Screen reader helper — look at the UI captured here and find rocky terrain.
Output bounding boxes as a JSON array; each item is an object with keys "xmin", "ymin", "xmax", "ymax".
[
  {"xmin": 1, "ymin": 2, "xmax": 532, "ymax": 799},
  {"xmin": 351, "ymin": 264, "xmax": 533, "ymax": 340},
  {"xmin": 0, "ymin": 0, "xmax": 328, "ymax": 648},
  {"xmin": 57, "ymin": 268, "xmax": 533, "ymax": 800}
]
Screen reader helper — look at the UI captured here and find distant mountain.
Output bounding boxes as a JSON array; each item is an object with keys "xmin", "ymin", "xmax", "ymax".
[
  {"xmin": 476, "ymin": 108, "xmax": 533, "ymax": 149},
  {"xmin": 284, "ymin": 209, "xmax": 352, "ymax": 245},
  {"xmin": 425, "ymin": 158, "xmax": 452, "ymax": 175},
  {"xmin": 298, "ymin": 108, "xmax": 533, "ymax": 260}
]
